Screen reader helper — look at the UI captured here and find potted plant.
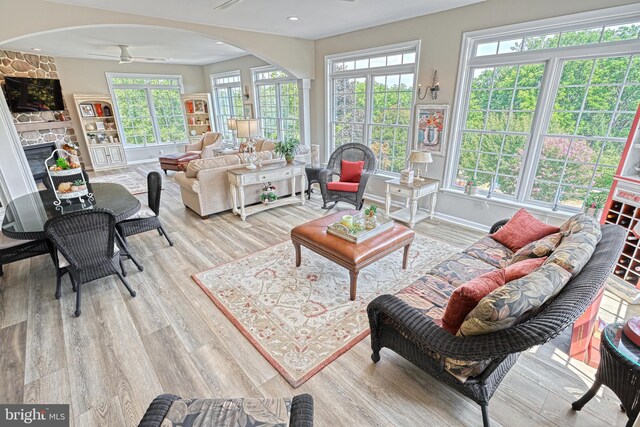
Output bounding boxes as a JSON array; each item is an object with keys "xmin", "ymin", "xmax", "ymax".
[
  {"xmin": 260, "ymin": 183, "xmax": 278, "ymax": 204},
  {"xmin": 585, "ymin": 192, "xmax": 607, "ymax": 220},
  {"xmin": 274, "ymin": 137, "xmax": 300, "ymax": 164},
  {"xmin": 364, "ymin": 205, "xmax": 378, "ymax": 230},
  {"xmin": 464, "ymin": 179, "xmax": 478, "ymax": 196}
]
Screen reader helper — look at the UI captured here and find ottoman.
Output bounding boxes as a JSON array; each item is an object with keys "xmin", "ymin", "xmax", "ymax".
[
  {"xmin": 159, "ymin": 152, "xmax": 200, "ymax": 174},
  {"xmin": 291, "ymin": 210, "xmax": 415, "ymax": 300}
]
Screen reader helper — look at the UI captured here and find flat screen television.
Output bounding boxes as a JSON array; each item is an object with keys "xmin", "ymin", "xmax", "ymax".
[{"xmin": 3, "ymin": 77, "xmax": 65, "ymax": 112}]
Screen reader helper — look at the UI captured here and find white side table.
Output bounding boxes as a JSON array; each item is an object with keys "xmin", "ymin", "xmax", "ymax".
[{"xmin": 384, "ymin": 177, "xmax": 439, "ymax": 228}]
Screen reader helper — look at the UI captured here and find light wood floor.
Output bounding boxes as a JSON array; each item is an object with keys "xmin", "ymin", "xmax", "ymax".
[{"xmin": 1, "ymin": 162, "xmax": 638, "ymax": 427}]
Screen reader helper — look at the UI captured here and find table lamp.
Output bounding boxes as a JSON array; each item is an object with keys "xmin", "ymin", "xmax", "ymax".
[
  {"xmin": 408, "ymin": 150, "xmax": 433, "ymax": 180},
  {"xmin": 236, "ymin": 119, "xmax": 261, "ymax": 169}
]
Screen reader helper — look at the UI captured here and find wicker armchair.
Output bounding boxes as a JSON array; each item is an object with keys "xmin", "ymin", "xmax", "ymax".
[
  {"xmin": 1, "ymin": 208, "xmax": 51, "ymax": 276},
  {"xmin": 318, "ymin": 143, "xmax": 376, "ymax": 210},
  {"xmin": 367, "ymin": 221, "xmax": 625, "ymax": 427},
  {"xmin": 45, "ymin": 209, "xmax": 136, "ymax": 317},
  {"xmin": 117, "ymin": 172, "xmax": 173, "ymax": 246},
  {"xmin": 138, "ymin": 393, "xmax": 314, "ymax": 427}
]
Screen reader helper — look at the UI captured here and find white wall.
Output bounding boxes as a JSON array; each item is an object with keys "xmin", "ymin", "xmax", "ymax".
[
  {"xmin": 55, "ymin": 57, "xmax": 207, "ymax": 164},
  {"xmin": 311, "ymin": 0, "xmax": 640, "ymax": 230}
]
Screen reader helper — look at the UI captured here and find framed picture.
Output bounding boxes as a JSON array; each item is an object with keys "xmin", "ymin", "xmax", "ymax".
[
  {"xmin": 95, "ymin": 121, "xmax": 105, "ymax": 131},
  {"xmin": 80, "ymin": 104, "xmax": 95, "ymax": 117},
  {"xmin": 414, "ymin": 104, "xmax": 450, "ymax": 156},
  {"xmin": 242, "ymin": 103, "xmax": 254, "ymax": 119}
]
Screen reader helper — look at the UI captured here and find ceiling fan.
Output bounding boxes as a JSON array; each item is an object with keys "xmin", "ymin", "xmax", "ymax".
[
  {"xmin": 214, "ymin": 0, "xmax": 354, "ymax": 11},
  {"xmin": 88, "ymin": 45, "xmax": 167, "ymax": 64}
]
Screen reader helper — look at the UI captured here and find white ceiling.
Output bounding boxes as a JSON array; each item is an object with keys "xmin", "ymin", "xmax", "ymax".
[
  {"xmin": 46, "ymin": 0, "xmax": 484, "ymax": 40},
  {"xmin": 0, "ymin": 26, "xmax": 247, "ymax": 66}
]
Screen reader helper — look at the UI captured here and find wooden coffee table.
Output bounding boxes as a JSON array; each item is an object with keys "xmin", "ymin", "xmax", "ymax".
[{"xmin": 291, "ymin": 210, "xmax": 415, "ymax": 301}]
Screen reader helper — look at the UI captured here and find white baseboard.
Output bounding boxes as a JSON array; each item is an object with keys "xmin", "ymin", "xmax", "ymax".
[
  {"xmin": 126, "ymin": 159, "xmax": 160, "ymax": 165},
  {"xmin": 433, "ymin": 211, "xmax": 490, "ymax": 233},
  {"xmin": 364, "ymin": 192, "xmax": 490, "ymax": 233}
]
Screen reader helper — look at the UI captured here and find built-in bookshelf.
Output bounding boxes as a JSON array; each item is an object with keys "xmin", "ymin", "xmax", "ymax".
[{"xmin": 182, "ymin": 93, "xmax": 214, "ymax": 144}]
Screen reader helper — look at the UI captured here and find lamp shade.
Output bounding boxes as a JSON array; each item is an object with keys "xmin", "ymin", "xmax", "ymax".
[
  {"xmin": 227, "ymin": 118, "xmax": 237, "ymax": 130},
  {"xmin": 408, "ymin": 150, "xmax": 433, "ymax": 164},
  {"xmin": 235, "ymin": 119, "xmax": 261, "ymax": 138}
]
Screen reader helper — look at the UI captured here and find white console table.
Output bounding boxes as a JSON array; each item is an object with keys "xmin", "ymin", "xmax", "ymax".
[{"xmin": 227, "ymin": 160, "xmax": 306, "ymax": 220}]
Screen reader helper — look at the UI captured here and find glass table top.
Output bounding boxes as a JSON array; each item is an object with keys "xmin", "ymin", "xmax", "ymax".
[
  {"xmin": 605, "ymin": 323, "xmax": 640, "ymax": 367},
  {"xmin": 2, "ymin": 183, "xmax": 140, "ymax": 239}
]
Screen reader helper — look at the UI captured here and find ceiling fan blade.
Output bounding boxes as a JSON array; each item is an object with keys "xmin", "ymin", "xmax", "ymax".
[
  {"xmin": 132, "ymin": 57, "xmax": 168, "ymax": 62},
  {"xmin": 88, "ymin": 53, "xmax": 120, "ymax": 59},
  {"xmin": 214, "ymin": 0, "xmax": 242, "ymax": 11}
]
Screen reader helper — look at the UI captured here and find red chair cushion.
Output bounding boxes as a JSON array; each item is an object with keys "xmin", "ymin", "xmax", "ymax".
[
  {"xmin": 491, "ymin": 208, "xmax": 560, "ymax": 252},
  {"xmin": 327, "ymin": 181, "xmax": 359, "ymax": 193},
  {"xmin": 441, "ymin": 257, "xmax": 546, "ymax": 334},
  {"xmin": 340, "ymin": 160, "xmax": 365, "ymax": 183}
]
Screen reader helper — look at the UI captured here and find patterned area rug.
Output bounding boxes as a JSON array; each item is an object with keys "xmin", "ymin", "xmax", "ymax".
[
  {"xmin": 192, "ymin": 234, "xmax": 457, "ymax": 387},
  {"xmin": 91, "ymin": 171, "xmax": 148, "ymax": 195}
]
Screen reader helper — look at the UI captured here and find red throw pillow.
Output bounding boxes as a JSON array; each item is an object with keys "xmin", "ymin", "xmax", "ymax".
[
  {"xmin": 491, "ymin": 208, "xmax": 560, "ymax": 252},
  {"xmin": 340, "ymin": 160, "xmax": 364, "ymax": 183},
  {"xmin": 441, "ymin": 257, "xmax": 546, "ymax": 334}
]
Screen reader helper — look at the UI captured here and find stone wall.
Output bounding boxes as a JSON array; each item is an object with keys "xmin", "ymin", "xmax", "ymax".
[{"xmin": 0, "ymin": 50, "xmax": 77, "ymax": 147}]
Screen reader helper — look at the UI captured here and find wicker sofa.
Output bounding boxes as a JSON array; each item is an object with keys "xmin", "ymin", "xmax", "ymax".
[
  {"xmin": 174, "ymin": 145, "xmax": 310, "ymax": 218},
  {"xmin": 367, "ymin": 215, "xmax": 625, "ymax": 427}
]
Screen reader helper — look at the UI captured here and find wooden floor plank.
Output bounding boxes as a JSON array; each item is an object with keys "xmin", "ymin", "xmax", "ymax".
[{"xmin": 0, "ymin": 321, "xmax": 27, "ymax": 403}]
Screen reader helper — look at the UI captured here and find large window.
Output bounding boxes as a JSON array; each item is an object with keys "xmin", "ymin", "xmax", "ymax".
[
  {"xmin": 327, "ymin": 44, "xmax": 417, "ymax": 173},
  {"xmin": 211, "ymin": 72, "xmax": 244, "ymax": 139},
  {"xmin": 107, "ymin": 74, "xmax": 187, "ymax": 148},
  {"xmin": 449, "ymin": 9, "xmax": 640, "ymax": 211},
  {"xmin": 253, "ymin": 67, "xmax": 300, "ymax": 142}
]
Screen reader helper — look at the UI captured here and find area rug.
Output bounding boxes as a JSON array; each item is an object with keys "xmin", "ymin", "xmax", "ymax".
[
  {"xmin": 192, "ymin": 235, "xmax": 457, "ymax": 387},
  {"xmin": 91, "ymin": 171, "xmax": 148, "ymax": 195}
]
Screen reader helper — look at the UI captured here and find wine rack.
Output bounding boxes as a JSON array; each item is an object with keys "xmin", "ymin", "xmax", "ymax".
[{"xmin": 604, "ymin": 199, "xmax": 640, "ymax": 288}]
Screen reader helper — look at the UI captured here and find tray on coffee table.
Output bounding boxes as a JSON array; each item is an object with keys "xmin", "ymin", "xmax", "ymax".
[{"xmin": 327, "ymin": 214, "xmax": 393, "ymax": 243}]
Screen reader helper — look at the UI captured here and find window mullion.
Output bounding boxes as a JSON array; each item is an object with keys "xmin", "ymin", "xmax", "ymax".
[
  {"xmin": 275, "ymin": 83, "xmax": 283, "ymax": 139},
  {"xmin": 519, "ymin": 57, "xmax": 561, "ymax": 202},
  {"xmin": 364, "ymin": 74, "xmax": 373, "ymax": 147}
]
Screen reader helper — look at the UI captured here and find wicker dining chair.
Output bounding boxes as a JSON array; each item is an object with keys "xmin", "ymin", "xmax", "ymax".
[
  {"xmin": 117, "ymin": 172, "xmax": 173, "ymax": 246},
  {"xmin": 44, "ymin": 208, "xmax": 136, "ymax": 317},
  {"xmin": 318, "ymin": 143, "xmax": 376, "ymax": 210},
  {"xmin": 0, "ymin": 207, "xmax": 51, "ymax": 276}
]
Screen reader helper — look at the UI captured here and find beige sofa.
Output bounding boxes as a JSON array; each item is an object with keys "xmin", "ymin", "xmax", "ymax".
[{"xmin": 174, "ymin": 145, "xmax": 310, "ymax": 218}]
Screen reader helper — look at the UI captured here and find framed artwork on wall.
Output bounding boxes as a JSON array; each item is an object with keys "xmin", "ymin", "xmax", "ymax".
[
  {"xmin": 80, "ymin": 104, "xmax": 95, "ymax": 117},
  {"xmin": 414, "ymin": 104, "xmax": 449, "ymax": 157}
]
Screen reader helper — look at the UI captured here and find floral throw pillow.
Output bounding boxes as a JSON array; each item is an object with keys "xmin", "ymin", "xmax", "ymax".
[{"xmin": 507, "ymin": 232, "xmax": 563, "ymax": 266}]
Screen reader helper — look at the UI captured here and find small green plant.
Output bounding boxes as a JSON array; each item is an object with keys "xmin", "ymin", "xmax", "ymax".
[
  {"xmin": 364, "ymin": 205, "xmax": 377, "ymax": 217},
  {"xmin": 586, "ymin": 192, "xmax": 607, "ymax": 209},
  {"xmin": 274, "ymin": 137, "xmax": 300, "ymax": 162},
  {"xmin": 56, "ymin": 157, "xmax": 70, "ymax": 170},
  {"xmin": 260, "ymin": 183, "xmax": 278, "ymax": 203},
  {"xmin": 73, "ymin": 179, "xmax": 86, "ymax": 186}
]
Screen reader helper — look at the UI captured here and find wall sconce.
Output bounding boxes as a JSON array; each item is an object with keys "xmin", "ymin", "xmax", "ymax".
[
  {"xmin": 417, "ymin": 70, "xmax": 440, "ymax": 100},
  {"xmin": 243, "ymin": 85, "xmax": 250, "ymax": 100}
]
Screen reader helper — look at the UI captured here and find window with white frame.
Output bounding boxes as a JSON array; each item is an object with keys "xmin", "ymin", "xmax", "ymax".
[
  {"xmin": 211, "ymin": 71, "xmax": 244, "ymax": 139},
  {"xmin": 107, "ymin": 74, "xmax": 187, "ymax": 148},
  {"xmin": 327, "ymin": 43, "xmax": 418, "ymax": 173},
  {"xmin": 448, "ymin": 9, "xmax": 640, "ymax": 211},
  {"xmin": 253, "ymin": 67, "xmax": 300, "ymax": 142}
]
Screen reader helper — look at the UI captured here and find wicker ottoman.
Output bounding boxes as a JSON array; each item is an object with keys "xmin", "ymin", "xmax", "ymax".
[{"xmin": 159, "ymin": 152, "xmax": 200, "ymax": 174}]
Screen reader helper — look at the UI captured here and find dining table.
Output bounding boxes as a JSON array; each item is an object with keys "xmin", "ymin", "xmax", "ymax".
[{"xmin": 2, "ymin": 182, "xmax": 144, "ymax": 271}]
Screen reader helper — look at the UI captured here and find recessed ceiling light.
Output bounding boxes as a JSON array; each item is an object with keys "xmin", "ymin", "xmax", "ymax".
[
  {"xmin": 167, "ymin": 58, "xmax": 174, "ymax": 61},
  {"xmin": 287, "ymin": 16, "xmax": 299, "ymax": 21},
  {"xmin": 215, "ymin": 41, "xmax": 224, "ymax": 45},
  {"xmin": 31, "ymin": 48, "xmax": 41, "ymax": 51}
]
